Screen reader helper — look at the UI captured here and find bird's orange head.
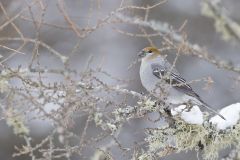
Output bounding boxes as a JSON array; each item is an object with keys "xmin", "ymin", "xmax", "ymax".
[{"xmin": 138, "ymin": 47, "xmax": 161, "ymax": 59}]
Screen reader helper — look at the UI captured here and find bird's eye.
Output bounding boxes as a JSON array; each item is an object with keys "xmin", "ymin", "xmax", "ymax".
[{"xmin": 148, "ymin": 50, "xmax": 152, "ymax": 53}]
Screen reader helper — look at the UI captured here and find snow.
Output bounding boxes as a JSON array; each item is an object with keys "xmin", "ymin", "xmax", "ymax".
[
  {"xmin": 209, "ymin": 103, "xmax": 240, "ymax": 130},
  {"xmin": 171, "ymin": 105, "xmax": 186, "ymax": 116},
  {"xmin": 170, "ymin": 103, "xmax": 240, "ymax": 129},
  {"xmin": 171, "ymin": 105, "xmax": 203, "ymax": 125}
]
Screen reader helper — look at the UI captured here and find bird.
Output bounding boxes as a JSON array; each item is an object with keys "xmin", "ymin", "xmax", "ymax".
[{"xmin": 138, "ymin": 46, "xmax": 225, "ymax": 120}]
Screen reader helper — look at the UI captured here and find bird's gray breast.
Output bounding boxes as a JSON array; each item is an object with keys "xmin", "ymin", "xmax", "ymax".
[
  {"xmin": 140, "ymin": 60, "xmax": 161, "ymax": 91},
  {"xmin": 139, "ymin": 57, "xmax": 192, "ymax": 104}
]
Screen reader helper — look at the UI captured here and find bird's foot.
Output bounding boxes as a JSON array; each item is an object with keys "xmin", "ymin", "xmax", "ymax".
[
  {"xmin": 163, "ymin": 107, "xmax": 172, "ymax": 116},
  {"xmin": 182, "ymin": 101, "xmax": 193, "ymax": 112}
]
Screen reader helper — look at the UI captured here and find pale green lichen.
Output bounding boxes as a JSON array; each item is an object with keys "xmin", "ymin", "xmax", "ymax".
[
  {"xmin": 6, "ymin": 108, "xmax": 29, "ymax": 136},
  {"xmin": 138, "ymin": 154, "xmax": 153, "ymax": 160},
  {"xmin": 201, "ymin": 1, "xmax": 229, "ymax": 41},
  {"xmin": 136, "ymin": 95, "xmax": 240, "ymax": 160},
  {"xmin": 113, "ymin": 106, "xmax": 136, "ymax": 122},
  {"xmin": 235, "ymin": 144, "xmax": 240, "ymax": 159},
  {"xmin": 93, "ymin": 112, "xmax": 118, "ymax": 134},
  {"xmin": 0, "ymin": 78, "xmax": 9, "ymax": 93},
  {"xmin": 203, "ymin": 122, "xmax": 240, "ymax": 160},
  {"xmin": 145, "ymin": 116, "xmax": 240, "ymax": 160},
  {"xmin": 137, "ymin": 153, "xmax": 153, "ymax": 160},
  {"xmin": 91, "ymin": 149, "xmax": 113, "ymax": 160},
  {"xmin": 145, "ymin": 120, "xmax": 208, "ymax": 155},
  {"xmin": 138, "ymin": 98, "xmax": 157, "ymax": 112},
  {"xmin": 93, "ymin": 112, "xmax": 109, "ymax": 131},
  {"xmin": 146, "ymin": 126, "xmax": 174, "ymax": 152},
  {"xmin": 233, "ymin": 150, "xmax": 240, "ymax": 160},
  {"xmin": 174, "ymin": 120, "xmax": 208, "ymax": 152},
  {"xmin": 94, "ymin": 112, "xmax": 103, "ymax": 126},
  {"xmin": 106, "ymin": 123, "xmax": 117, "ymax": 133},
  {"xmin": 201, "ymin": 0, "xmax": 240, "ymax": 42},
  {"xmin": 60, "ymin": 56, "xmax": 69, "ymax": 64}
]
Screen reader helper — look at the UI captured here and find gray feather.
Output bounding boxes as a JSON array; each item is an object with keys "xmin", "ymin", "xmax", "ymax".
[
  {"xmin": 151, "ymin": 63, "xmax": 197, "ymax": 99},
  {"xmin": 151, "ymin": 63, "xmax": 225, "ymax": 120}
]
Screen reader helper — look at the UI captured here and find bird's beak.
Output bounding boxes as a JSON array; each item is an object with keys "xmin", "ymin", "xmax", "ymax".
[{"xmin": 138, "ymin": 50, "xmax": 145, "ymax": 58}]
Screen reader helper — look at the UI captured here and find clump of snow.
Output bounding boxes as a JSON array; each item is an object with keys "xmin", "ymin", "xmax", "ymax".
[
  {"xmin": 171, "ymin": 105, "xmax": 203, "ymax": 125},
  {"xmin": 181, "ymin": 106, "xmax": 204, "ymax": 125},
  {"xmin": 171, "ymin": 105, "xmax": 186, "ymax": 116},
  {"xmin": 209, "ymin": 103, "xmax": 240, "ymax": 130}
]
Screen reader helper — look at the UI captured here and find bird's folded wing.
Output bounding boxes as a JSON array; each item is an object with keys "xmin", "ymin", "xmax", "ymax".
[
  {"xmin": 151, "ymin": 63, "xmax": 226, "ymax": 120},
  {"xmin": 151, "ymin": 63, "xmax": 201, "ymax": 99}
]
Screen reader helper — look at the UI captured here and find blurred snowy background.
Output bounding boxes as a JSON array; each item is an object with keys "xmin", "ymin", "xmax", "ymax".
[{"xmin": 1, "ymin": 0, "xmax": 240, "ymax": 159}]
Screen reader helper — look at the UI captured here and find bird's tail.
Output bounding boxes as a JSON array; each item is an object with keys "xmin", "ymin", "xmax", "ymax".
[{"xmin": 197, "ymin": 98, "xmax": 226, "ymax": 120}]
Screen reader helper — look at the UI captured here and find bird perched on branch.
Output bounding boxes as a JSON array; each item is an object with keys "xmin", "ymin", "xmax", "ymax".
[{"xmin": 138, "ymin": 46, "xmax": 225, "ymax": 120}]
